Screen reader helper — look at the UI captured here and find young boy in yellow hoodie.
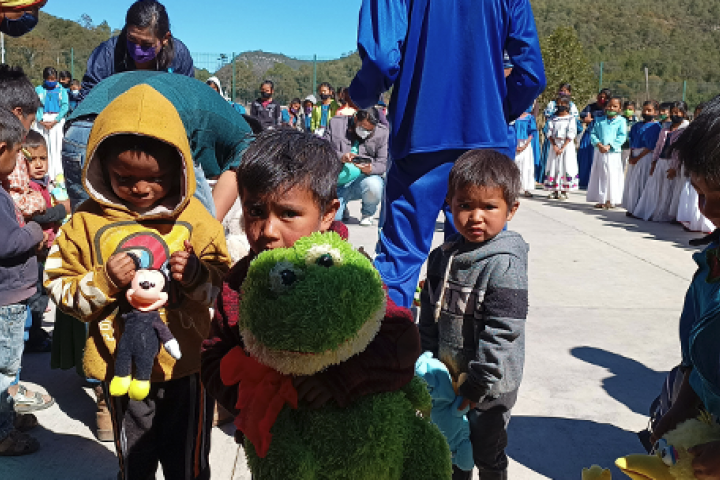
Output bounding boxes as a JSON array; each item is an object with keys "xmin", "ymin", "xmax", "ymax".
[{"xmin": 44, "ymin": 84, "xmax": 230, "ymax": 479}]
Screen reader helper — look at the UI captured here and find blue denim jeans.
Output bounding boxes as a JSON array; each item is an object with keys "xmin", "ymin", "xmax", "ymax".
[
  {"xmin": 0, "ymin": 303, "xmax": 27, "ymax": 440},
  {"xmin": 335, "ymin": 174, "xmax": 385, "ymax": 220},
  {"xmin": 62, "ymin": 119, "xmax": 217, "ymax": 217}
]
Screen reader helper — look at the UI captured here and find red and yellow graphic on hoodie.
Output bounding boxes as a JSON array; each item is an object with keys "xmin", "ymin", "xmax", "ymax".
[{"xmin": 44, "ymin": 84, "xmax": 231, "ymax": 382}]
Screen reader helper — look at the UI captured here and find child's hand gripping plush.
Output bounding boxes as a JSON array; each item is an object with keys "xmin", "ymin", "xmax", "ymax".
[
  {"xmin": 109, "ymin": 265, "xmax": 182, "ymax": 401},
  {"xmin": 415, "ymin": 351, "xmax": 474, "ymax": 472},
  {"xmin": 219, "ymin": 232, "xmax": 453, "ymax": 480},
  {"xmin": 615, "ymin": 413, "xmax": 720, "ymax": 480}
]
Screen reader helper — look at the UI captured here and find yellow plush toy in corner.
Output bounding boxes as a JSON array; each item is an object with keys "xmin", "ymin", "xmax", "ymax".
[
  {"xmin": 583, "ymin": 465, "xmax": 613, "ymax": 480},
  {"xmin": 615, "ymin": 413, "xmax": 720, "ymax": 480}
]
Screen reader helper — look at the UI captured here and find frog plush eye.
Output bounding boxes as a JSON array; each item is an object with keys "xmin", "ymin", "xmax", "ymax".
[
  {"xmin": 659, "ymin": 445, "xmax": 677, "ymax": 467},
  {"xmin": 305, "ymin": 245, "xmax": 343, "ymax": 267},
  {"xmin": 269, "ymin": 261, "xmax": 303, "ymax": 294}
]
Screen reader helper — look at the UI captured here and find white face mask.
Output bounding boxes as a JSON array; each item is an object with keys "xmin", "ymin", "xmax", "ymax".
[{"xmin": 356, "ymin": 126, "xmax": 372, "ymax": 140}]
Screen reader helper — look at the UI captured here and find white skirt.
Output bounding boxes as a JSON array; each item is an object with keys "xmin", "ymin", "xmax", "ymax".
[
  {"xmin": 633, "ymin": 158, "xmax": 678, "ymax": 222},
  {"xmin": 623, "ymin": 148, "xmax": 653, "ymax": 213},
  {"xmin": 544, "ymin": 140, "xmax": 578, "ymax": 192},
  {"xmin": 515, "ymin": 145, "xmax": 535, "ymax": 192},
  {"xmin": 32, "ymin": 113, "xmax": 65, "ymax": 182},
  {"xmin": 676, "ymin": 180, "xmax": 715, "ymax": 233},
  {"xmin": 668, "ymin": 165, "xmax": 686, "ymax": 218},
  {"xmin": 586, "ymin": 150, "xmax": 624, "ymax": 205}
]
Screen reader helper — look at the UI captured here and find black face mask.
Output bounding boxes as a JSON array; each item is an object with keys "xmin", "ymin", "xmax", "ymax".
[
  {"xmin": 261, "ymin": 92, "xmax": 272, "ymax": 99},
  {"xmin": 671, "ymin": 115, "xmax": 684, "ymax": 124},
  {"xmin": 0, "ymin": 12, "xmax": 39, "ymax": 38},
  {"xmin": 642, "ymin": 114, "xmax": 655, "ymax": 122},
  {"xmin": 320, "ymin": 94, "xmax": 331, "ymax": 101},
  {"xmin": 556, "ymin": 106, "xmax": 569, "ymax": 113}
]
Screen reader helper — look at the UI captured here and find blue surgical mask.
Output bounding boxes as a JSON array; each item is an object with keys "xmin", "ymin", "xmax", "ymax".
[
  {"xmin": 44, "ymin": 80, "xmax": 58, "ymax": 89},
  {"xmin": 0, "ymin": 12, "xmax": 39, "ymax": 38}
]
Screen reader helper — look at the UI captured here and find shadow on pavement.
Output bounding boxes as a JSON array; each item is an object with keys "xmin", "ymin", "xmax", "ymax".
[
  {"xmin": 20, "ymin": 352, "xmax": 97, "ymax": 432},
  {"xmin": 2, "ymin": 425, "xmax": 118, "ymax": 480},
  {"xmin": 527, "ymin": 194, "xmax": 705, "ymax": 251},
  {"xmin": 508, "ymin": 416, "xmax": 641, "ymax": 478},
  {"xmin": 571, "ymin": 346, "xmax": 668, "ymax": 417}
]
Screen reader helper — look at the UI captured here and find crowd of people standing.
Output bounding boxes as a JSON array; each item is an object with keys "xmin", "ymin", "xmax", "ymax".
[
  {"xmin": 514, "ymin": 83, "xmax": 715, "ymax": 234},
  {"xmin": 3, "ymin": 0, "xmax": 720, "ymax": 478}
]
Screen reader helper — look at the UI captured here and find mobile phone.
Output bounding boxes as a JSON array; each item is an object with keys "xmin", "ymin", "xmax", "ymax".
[{"xmin": 352, "ymin": 155, "xmax": 372, "ymax": 165}]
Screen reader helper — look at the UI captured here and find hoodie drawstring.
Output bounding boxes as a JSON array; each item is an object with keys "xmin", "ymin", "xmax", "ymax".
[{"xmin": 434, "ymin": 250, "xmax": 456, "ymax": 322}]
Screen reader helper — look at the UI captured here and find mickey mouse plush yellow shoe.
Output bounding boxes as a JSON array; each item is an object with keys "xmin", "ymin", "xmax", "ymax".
[
  {"xmin": 128, "ymin": 380, "xmax": 151, "ymax": 401},
  {"xmin": 109, "ymin": 376, "xmax": 132, "ymax": 396}
]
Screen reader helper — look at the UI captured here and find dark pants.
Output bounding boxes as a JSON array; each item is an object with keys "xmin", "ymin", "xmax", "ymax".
[
  {"xmin": 105, "ymin": 374, "xmax": 214, "ymax": 480},
  {"xmin": 25, "ymin": 260, "xmax": 50, "ymax": 345},
  {"xmin": 451, "ymin": 390, "xmax": 518, "ymax": 480}
]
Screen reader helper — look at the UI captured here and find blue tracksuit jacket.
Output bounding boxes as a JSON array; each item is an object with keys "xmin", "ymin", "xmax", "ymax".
[{"xmin": 348, "ymin": 0, "xmax": 546, "ymax": 160}]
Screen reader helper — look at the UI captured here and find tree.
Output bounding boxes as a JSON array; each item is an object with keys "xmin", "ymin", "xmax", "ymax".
[{"xmin": 539, "ymin": 26, "xmax": 595, "ymax": 110}]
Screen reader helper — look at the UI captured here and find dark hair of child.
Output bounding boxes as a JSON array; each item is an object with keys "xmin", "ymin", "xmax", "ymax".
[
  {"xmin": 42, "ymin": 67, "xmax": 58, "ymax": 80},
  {"xmin": 0, "ymin": 107, "xmax": 25, "ymax": 148},
  {"xmin": 558, "ymin": 82, "xmax": 572, "ymax": 93},
  {"xmin": 261, "ymin": 80, "xmax": 274, "ymax": 90},
  {"xmin": 97, "ymin": 134, "xmax": 181, "ymax": 167},
  {"xmin": 643, "ymin": 100, "xmax": 660, "ymax": 111},
  {"xmin": 23, "ymin": 129, "xmax": 46, "ymax": 149},
  {"xmin": 607, "ymin": 96, "xmax": 623, "ymax": 106},
  {"xmin": 59, "ymin": 70, "xmax": 71, "ymax": 81},
  {"xmin": 556, "ymin": 96, "xmax": 571, "ymax": 107},
  {"xmin": 659, "ymin": 102, "xmax": 673, "ymax": 112},
  {"xmin": 447, "ymin": 150, "xmax": 521, "ymax": 208},
  {"xmin": 0, "ymin": 65, "xmax": 42, "ymax": 116},
  {"xmin": 71, "ymin": 79, "xmax": 81, "ymax": 88},
  {"xmin": 673, "ymin": 95, "xmax": 720, "ymax": 187},
  {"xmin": 623, "ymin": 100, "xmax": 636, "ymax": 109},
  {"xmin": 671, "ymin": 100, "xmax": 688, "ymax": 116},
  {"xmin": 290, "ymin": 97, "xmax": 302, "ymax": 106},
  {"xmin": 123, "ymin": 0, "xmax": 175, "ymax": 70},
  {"xmin": 236, "ymin": 129, "xmax": 342, "ymax": 214},
  {"xmin": 599, "ymin": 88, "xmax": 612, "ymax": 98},
  {"xmin": 318, "ymin": 82, "xmax": 333, "ymax": 92}
]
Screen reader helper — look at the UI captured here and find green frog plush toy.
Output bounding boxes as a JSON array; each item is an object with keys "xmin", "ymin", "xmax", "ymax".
[{"xmin": 220, "ymin": 232, "xmax": 452, "ymax": 480}]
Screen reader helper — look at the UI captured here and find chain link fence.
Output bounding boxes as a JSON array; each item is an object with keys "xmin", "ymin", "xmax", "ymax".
[{"xmin": 4, "ymin": 46, "xmax": 720, "ymax": 109}]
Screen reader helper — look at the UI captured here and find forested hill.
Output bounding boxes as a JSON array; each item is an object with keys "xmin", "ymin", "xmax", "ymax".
[
  {"xmin": 532, "ymin": 0, "xmax": 720, "ymax": 84},
  {"xmin": 4, "ymin": 4, "xmax": 720, "ymax": 105}
]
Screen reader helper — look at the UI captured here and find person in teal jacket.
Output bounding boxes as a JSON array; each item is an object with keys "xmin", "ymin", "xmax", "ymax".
[
  {"xmin": 586, "ymin": 97, "xmax": 627, "ymax": 208},
  {"xmin": 34, "ymin": 66, "xmax": 69, "ymax": 182},
  {"xmin": 650, "ymin": 95, "xmax": 720, "ymax": 475}
]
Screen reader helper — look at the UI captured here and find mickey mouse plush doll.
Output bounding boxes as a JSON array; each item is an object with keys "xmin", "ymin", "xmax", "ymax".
[{"xmin": 109, "ymin": 254, "xmax": 182, "ymax": 401}]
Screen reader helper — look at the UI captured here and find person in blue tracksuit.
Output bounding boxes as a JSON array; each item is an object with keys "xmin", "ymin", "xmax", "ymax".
[{"xmin": 347, "ymin": 0, "xmax": 546, "ymax": 310}]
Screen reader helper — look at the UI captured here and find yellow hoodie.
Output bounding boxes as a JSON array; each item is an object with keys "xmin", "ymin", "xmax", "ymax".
[{"xmin": 44, "ymin": 85, "xmax": 231, "ymax": 382}]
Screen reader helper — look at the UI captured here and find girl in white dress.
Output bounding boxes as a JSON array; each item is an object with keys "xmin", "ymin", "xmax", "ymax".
[
  {"xmin": 623, "ymin": 101, "xmax": 662, "ymax": 215},
  {"xmin": 514, "ymin": 110, "xmax": 537, "ymax": 197},
  {"xmin": 633, "ymin": 101, "xmax": 690, "ymax": 222},
  {"xmin": 587, "ymin": 97, "xmax": 627, "ymax": 208},
  {"xmin": 544, "ymin": 97, "xmax": 578, "ymax": 200}
]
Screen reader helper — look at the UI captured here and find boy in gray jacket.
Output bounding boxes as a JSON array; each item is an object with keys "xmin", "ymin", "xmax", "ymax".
[
  {"xmin": 0, "ymin": 108, "xmax": 45, "ymax": 456},
  {"xmin": 419, "ymin": 150, "xmax": 528, "ymax": 480}
]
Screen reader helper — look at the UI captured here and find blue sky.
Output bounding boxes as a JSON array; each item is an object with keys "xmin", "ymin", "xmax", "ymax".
[{"xmin": 43, "ymin": 0, "xmax": 363, "ymax": 59}]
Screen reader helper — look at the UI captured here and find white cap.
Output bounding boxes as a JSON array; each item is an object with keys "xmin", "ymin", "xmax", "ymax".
[{"xmin": 304, "ymin": 94, "xmax": 317, "ymax": 104}]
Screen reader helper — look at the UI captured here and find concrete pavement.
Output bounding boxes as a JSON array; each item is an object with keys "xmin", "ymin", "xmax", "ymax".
[{"xmin": 1, "ymin": 188, "xmax": 703, "ymax": 479}]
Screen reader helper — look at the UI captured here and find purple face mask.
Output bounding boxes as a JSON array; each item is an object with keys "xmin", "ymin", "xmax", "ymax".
[{"xmin": 127, "ymin": 39, "xmax": 159, "ymax": 64}]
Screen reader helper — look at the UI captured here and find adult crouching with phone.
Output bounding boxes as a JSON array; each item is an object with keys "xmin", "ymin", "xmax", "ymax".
[{"xmin": 325, "ymin": 107, "xmax": 389, "ymax": 226}]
